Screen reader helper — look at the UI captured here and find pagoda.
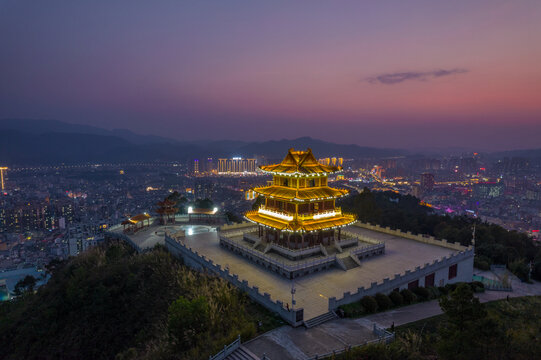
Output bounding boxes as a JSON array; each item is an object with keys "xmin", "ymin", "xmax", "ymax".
[
  {"xmin": 155, "ymin": 198, "xmax": 178, "ymax": 225},
  {"xmin": 245, "ymin": 148, "xmax": 356, "ymax": 249}
]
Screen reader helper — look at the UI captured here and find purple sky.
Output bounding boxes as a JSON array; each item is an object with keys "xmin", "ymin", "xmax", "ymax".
[{"xmin": 1, "ymin": 0, "xmax": 540, "ymax": 150}]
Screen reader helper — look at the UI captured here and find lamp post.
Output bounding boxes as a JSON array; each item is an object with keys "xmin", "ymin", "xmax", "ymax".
[{"xmin": 291, "ymin": 279, "xmax": 296, "ymax": 311}]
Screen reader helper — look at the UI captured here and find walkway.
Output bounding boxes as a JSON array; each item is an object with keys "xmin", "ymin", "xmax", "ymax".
[
  {"xmin": 244, "ymin": 318, "xmax": 377, "ymax": 360},
  {"xmin": 245, "ymin": 276, "xmax": 541, "ymax": 359}
]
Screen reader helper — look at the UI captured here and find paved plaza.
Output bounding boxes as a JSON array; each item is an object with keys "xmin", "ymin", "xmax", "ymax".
[
  {"xmin": 110, "ymin": 223, "xmax": 216, "ymax": 249},
  {"xmin": 178, "ymin": 225, "xmax": 458, "ymax": 319}
]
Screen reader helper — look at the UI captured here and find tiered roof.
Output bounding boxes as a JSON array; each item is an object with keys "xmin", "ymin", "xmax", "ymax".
[
  {"xmin": 260, "ymin": 148, "xmax": 340, "ymax": 175},
  {"xmin": 253, "ymin": 185, "xmax": 348, "ymax": 201},
  {"xmin": 155, "ymin": 199, "xmax": 178, "ymax": 214},
  {"xmin": 245, "ymin": 211, "xmax": 356, "ymax": 232}
]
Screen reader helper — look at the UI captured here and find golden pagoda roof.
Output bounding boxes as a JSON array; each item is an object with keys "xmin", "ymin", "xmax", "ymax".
[
  {"xmin": 245, "ymin": 211, "xmax": 356, "ymax": 232},
  {"xmin": 260, "ymin": 148, "xmax": 340, "ymax": 175},
  {"xmin": 253, "ymin": 185, "xmax": 349, "ymax": 201},
  {"xmin": 122, "ymin": 213, "xmax": 151, "ymax": 225}
]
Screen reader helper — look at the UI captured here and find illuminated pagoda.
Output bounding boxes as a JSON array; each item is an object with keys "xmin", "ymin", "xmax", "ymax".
[{"xmin": 245, "ymin": 148, "xmax": 356, "ymax": 249}]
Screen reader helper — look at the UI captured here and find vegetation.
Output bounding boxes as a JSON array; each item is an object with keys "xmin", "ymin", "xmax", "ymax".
[
  {"xmin": 13, "ymin": 275, "xmax": 37, "ymax": 296},
  {"xmin": 388, "ymin": 290, "xmax": 403, "ymax": 307},
  {"xmin": 0, "ymin": 242, "xmax": 282, "ymax": 360},
  {"xmin": 165, "ymin": 191, "xmax": 188, "ymax": 214},
  {"xmin": 334, "ymin": 290, "xmax": 541, "ymax": 360},
  {"xmin": 374, "ymin": 293, "xmax": 393, "ymax": 311},
  {"xmin": 339, "ymin": 283, "xmax": 483, "ymax": 318},
  {"xmin": 340, "ymin": 188, "xmax": 540, "ymax": 281},
  {"xmin": 360, "ymin": 295, "xmax": 378, "ymax": 313}
]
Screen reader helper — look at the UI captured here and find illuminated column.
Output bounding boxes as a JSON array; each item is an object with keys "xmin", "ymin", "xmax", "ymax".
[{"xmin": 0, "ymin": 167, "xmax": 7, "ymax": 191}]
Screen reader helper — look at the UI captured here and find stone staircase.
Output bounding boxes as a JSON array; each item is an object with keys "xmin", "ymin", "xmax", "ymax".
[
  {"xmin": 340, "ymin": 256, "xmax": 360, "ymax": 270},
  {"xmin": 225, "ymin": 346, "xmax": 261, "ymax": 360},
  {"xmin": 319, "ymin": 243, "xmax": 328, "ymax": 256},
  {"xmin": 304, "ymin": 311, "xmax": 338, "ymax": 328}
]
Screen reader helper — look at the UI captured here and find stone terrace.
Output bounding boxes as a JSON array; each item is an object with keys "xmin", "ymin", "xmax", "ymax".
[{"xmin": 180, "ymin": 225, "xmax": 458, "ymax": 320}]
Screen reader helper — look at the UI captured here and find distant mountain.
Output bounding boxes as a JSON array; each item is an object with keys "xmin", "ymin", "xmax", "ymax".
[
  {"xmin": 0, "ymin": 119, "xmax": 405, "ymax": 165},
  {"xmin": 0, "ymin": 130, "xmax": 205, "ymax": 165},
  {"xmin": 0, "ymin": 119, "xmax": 178, "ymax": 145},
  {"xmin": 234, "ymin": 136, "xmax": 404, "ymax": 158}
]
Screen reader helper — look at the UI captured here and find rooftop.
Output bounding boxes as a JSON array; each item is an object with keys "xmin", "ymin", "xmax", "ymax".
[
  {"xmin": 260, "ymin": 148, "xmax": 340, "ymax": 176},
  {"xmin": 253, "ymin": 185, "xmax": 348, "ymax": 201}
]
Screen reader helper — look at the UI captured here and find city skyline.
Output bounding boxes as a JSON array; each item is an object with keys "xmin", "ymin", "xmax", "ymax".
[{"xmin": 1, "ymin": 1, "xmax": 540, "ymax": 150}]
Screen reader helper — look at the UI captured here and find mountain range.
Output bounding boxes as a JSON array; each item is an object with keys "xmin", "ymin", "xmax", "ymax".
[{"xmin": 0, "ymin": 119, "xmax": 405, "ymax": 165}]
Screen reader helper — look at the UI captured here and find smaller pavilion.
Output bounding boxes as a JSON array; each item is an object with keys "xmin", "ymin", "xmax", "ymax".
[
  {"xmin": 155, "ymin": 199, "xmax": 178, "ymax": 225},
  {"xmin": 188, "ymin": 206, "xmax": 220, "ymax": 224},
  {"xmin": 122, "ymin": 213, "xmax": 152, "ymax": 233}
]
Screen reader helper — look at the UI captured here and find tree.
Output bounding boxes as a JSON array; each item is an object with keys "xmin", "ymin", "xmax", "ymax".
[
  {"xmin": 194, "ymin": 198, "xmax": 214, "ymax": 209},
  {"xmin": 168, "ymin": 296, "xmax": 210, "ymax": 350},
  {"xmin": 251, "ymin": 195, "xmax": 264, "ymax": 211},
  {"xmin": 14, "ymin": 275, "xmax": 37, "ymax": 296},
  {"xmin": 437, "ymin": 283, "xmax": 500, "ymax": 360},
  {"xmin": 225, "ymin": 211, "xmax": 243, "ymax": 224}
]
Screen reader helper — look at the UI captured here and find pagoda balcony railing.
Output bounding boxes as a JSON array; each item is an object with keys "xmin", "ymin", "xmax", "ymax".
[
  {"xmin": 258, "ymin": 206, "xmax": 294, "ymax": 221},
  {"xmin": 257, "ymin": 206, "xmax": 344, "ymax": 222},
  {"xmin": 297, "ymin": 207, "xmax": 342, "ymax": 221}
]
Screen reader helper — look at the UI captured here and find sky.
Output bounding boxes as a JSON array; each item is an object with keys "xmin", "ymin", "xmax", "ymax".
[{"xmin": 1, "ymin": 0, "xmax": 540, "ymax": 150}]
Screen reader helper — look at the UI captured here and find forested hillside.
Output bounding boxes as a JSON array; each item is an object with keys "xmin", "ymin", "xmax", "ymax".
[{"xmin": 0, "ymin": 243, "xmax": 281, "ymax": 360}]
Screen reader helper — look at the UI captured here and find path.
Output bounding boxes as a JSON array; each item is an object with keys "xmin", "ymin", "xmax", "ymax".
[{"xmin": 246, "ymin": 274, "xmax": 541, "ymax": 359}]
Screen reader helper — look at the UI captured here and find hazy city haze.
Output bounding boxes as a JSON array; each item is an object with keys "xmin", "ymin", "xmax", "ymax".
[{"xmin": 1, "ymin": 0, "xmax": 540, "ymax": 150}]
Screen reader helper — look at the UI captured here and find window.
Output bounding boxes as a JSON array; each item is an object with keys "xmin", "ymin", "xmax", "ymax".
[
  {"xmin": 408, "ymin": 280, "xmax": 419, "ymax": 290},
  {"xmin": 425, "ymin": 273, "xmax": 435, "ymax": 287},
  {"xmin": 448, "ymin": 264, "xmax": 458, "ymax": 279}
]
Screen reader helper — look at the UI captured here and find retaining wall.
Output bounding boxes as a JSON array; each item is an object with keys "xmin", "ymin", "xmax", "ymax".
[
  {"xmin": 328, "ymin": 247, "xmax": 474, "ymax": 310},
  {"xmin": 105, "ymin": 231, "xmax": 143, "ymax": 253},
  {"xmin": 165, "ymin": 235, "xmax": 304, "ymax": 327},
  {"xmin": 352, "ymin": 222, "xmax": 468, "ymax": 251},
  {"xmin": 219, "ymin": 222, "xmax": 256, "ymax": 232}
]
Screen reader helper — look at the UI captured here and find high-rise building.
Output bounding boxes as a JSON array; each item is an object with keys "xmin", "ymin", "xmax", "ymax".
[
  {"xmin": 420, "ymin": 173, "xmax": 435, "ymax": 192},
  {"xmin": 474, "ymin": 182, "xmax": 505, "ymax": 198},
  {"xmin": 193, "ymin": 159, "xmax": 199, "ymax": 174},
  {"xmin": 0, "ymin": 167, "xmax": 7, "ymax": 191},
  {"xmin": 218, "ymin": 158, "xmax": 257, "ymax": 174}
]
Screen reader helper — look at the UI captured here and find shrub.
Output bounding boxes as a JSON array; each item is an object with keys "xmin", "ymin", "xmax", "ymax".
[
  {"xmin": 400, "ymin": 289, "xmax": 417, "ymax": 304},
  {"xmin": 445, "ymin": 283, "xmax": 458, "ymax": 293},
  {"xmin": 339, "ymin": 302, "xmax": 364, "ymax": 317},
  {"xmin": 375, "ymin": 293, "xmax": 393, "ymax": 311},
  {"xmin": 474, "ymin": 256, "xmax": 491, "ymax": 270},
  {"xmin": 427, "ymin": 286, "xmax": 441, "ymax": 299},
  {"xmin": 412, "ymin": 287, "xmax": 431, "ymax": 301},
  {"xmin": 168, "ymin": 295, "xmax": 210, "ymax": 349},
  {"xmin": 360, "ymin": 296, "xmax": 378, "ymax": 313},
  {"xmin": 438, "ymin": 286, "xmax": 449, "ymax": 295},
  {"xmin": 509, "ymin": 259, "xmax": 530, "ymax": 282},
  {"xmin": 471, "ymin": 281, "xmax": 485, "ymax": 290},
  {"xmin": 389, "ymin": 291, "xmax": 403, "ymax": 307}
]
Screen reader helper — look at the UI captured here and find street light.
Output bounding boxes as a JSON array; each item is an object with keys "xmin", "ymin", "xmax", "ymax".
[{"xmin": 291, "ymin": 279, "xmax": 296, "ymax": 311}]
